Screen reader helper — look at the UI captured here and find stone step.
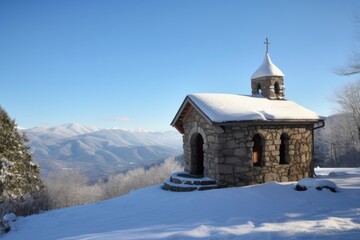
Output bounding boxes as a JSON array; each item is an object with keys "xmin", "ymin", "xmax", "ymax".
[
  {"xmin": 162, "ymin": 179, "xmax": 221, "ymax": 192},
  {"xmin": 162, "ymin": 171, "xmax": 223, "ymax": 192},
  {"xmin": 170, "ymin": 176, "xmax": 217, "ymax": 186},
  {"xmin": 162, "ymin": 180, "xmax": 199, "ymax": 192},
  {"xmin": 169, "ymin": 172, "xmax": 217, "ymax": 185}
]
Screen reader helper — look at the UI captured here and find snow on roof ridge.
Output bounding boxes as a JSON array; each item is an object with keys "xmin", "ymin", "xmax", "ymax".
[
  {"xmin": 187, "ymin": 93, "xmax": 320, "ymax": 123},
  {"xmin": 251, "ymin": 53, "xmax": 284, "ymax": 79}
]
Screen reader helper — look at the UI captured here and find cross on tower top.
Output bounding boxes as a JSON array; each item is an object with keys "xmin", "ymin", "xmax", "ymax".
[{"xmin": 264, "ymin": 37, "xmax": 270, "ymax": 53}]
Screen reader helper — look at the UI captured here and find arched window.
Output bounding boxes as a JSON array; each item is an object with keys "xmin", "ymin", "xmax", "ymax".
[
  {"xmin": 252, "ymin": 134, "xmax": 262, "ymax": 166},
  {"xmin": 279, "ymin": 134, "xmax": 289, "ymax": 164},
  {"xmin": 274, "ymin": 82, "xmax": 280, "ymax": 94}
]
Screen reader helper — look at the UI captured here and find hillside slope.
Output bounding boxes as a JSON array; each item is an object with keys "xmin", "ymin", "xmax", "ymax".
[
  {"xmin": 3, "ymin": 168, "xmax": 360, "ymax": 239},
  {"xmin": 23, "ymin": 124, "xmax": 182, "ymax": 179}
]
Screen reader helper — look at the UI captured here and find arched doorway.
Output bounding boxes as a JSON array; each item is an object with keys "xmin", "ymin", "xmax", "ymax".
[{"xmin": 190, "ymin": 133, "xmax": 204, "ymax": 175}]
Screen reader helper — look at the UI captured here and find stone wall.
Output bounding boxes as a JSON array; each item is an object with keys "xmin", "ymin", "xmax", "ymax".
[
  {"xmin": 183, "ymin": 109, "xmax": 219, "ymax": 176},
  {"xmin": 183, "ymin": 108, "xmax": 314, "ymax": 187},
  {"xmin": 251, "ymin": 76, "xmax": 285, "ymax": 99}
]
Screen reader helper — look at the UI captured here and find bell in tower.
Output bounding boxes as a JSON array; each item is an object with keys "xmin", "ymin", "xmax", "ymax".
[{"xmin": 251, "ymin": 38, "xmax": 285, "ymax": 100}]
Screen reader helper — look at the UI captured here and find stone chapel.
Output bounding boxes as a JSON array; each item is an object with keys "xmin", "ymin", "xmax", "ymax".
[{"xmin": 164, "ymin": 40, "xmax": 324, "ymax": 191}]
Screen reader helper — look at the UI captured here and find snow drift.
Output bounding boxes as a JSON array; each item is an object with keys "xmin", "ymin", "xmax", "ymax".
[{"xmin": 2, "ymin": 168, "xmax": 360, "ymax": 239}]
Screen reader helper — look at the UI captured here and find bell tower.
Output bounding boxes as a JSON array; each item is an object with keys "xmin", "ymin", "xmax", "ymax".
[{"xmin": 251, "ymin": 38, "xmax": 285, "ymax": 100}]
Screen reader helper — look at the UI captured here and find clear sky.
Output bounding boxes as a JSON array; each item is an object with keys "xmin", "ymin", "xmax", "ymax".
[{"xmin": 1, "ymin": 0, "xmax": 359, "ymax": 131}]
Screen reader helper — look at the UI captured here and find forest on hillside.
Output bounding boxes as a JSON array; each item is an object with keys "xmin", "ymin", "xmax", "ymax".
[{"xmin": 314, "ymin": 112, "xmax": 360, "ymax": 167}]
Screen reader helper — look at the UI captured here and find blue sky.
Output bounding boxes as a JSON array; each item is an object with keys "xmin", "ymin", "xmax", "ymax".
[{"xmin": 1, "ymin": 0, "xmax": 359, "ymax": 130}]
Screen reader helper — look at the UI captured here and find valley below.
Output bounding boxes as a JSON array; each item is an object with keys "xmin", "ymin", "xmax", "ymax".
[{"xmin": 22, "ymin": 123, "xmax": 183, "ymax": 180}]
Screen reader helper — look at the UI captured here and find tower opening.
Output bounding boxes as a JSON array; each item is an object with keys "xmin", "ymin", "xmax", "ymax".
[{"xmin": 274, "ymin": 82, "xmax": 280, "ymax": 94}]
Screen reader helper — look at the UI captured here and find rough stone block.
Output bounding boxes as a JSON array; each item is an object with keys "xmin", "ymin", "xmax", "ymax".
[
  {"xmin": 243, "ymin": 160, "xmax": 253, "ymax": 167},
  {"xmin": 280, "ymin": 176, "xmax": 288, "ymax": 182},
  {"xmin": 223, "ymin": 149, "xmax": 234, "ymax": 155},
  {"xmin": 225, "ymin": 157, "xmax": 239, "ymax": 164},
  {"xmin": 208, "ymin": 136, "xmax": 215, "ymax": 142},
  {"xmin": 267, "ymin": 145, "xmax": 276, "ymax": 151},
  {"xmin": 226, "ymin": 140, "xmax": 238, "ymax": 148},
  {"xmin": 246, "ymin": 142, "xmax": 254, "ymax": 148},
  {"xmin": 234, "ymin": 132, "xmax": 245, "ymax": 138},
  {"xmin": 300, "ymin": 145, "xmax": 309, "ymax": 152},
  {"xmin": 301, "ymin": 155, "xmax": 307, "ymax": 163},
  {"xmin": 264, "ymin": 173, "xmax": 279, "ymax": 182},
  {"xmin": 218, "ymin": 165, "xmax": 233, "ymax": 174},
  {"xmin": 234, "ymin": 148, "xmax": 247, "ymax": 157},
  {"xmin": 299, "ymin": 128, "xmax": 306, "ymax": 133},
  {"xmin": 234, "ymin": 166, "xmax": 249, "ymax": 173},
  {"xmin": 224, "ymin": 175, "xmax": 235, "ymax": 183}
]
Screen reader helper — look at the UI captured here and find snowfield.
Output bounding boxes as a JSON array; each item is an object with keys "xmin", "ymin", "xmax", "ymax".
[{"xmin": 3, "ymin": 168, "xmax": 360, "ymax": 239}]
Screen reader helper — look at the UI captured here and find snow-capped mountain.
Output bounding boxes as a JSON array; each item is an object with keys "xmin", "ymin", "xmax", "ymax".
[{"xmin": 22, "ymin": 123, "xmax": 183, "ymax": 180}]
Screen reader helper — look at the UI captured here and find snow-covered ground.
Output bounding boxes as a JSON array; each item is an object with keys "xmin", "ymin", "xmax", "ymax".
[{"xmin": 3, "ymin": 168, "xmax": 360, "ymax": 239}]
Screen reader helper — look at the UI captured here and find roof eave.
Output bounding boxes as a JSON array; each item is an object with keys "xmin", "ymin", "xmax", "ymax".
[
  {"xmin": 170, "ymin": 97, "xmax": 190, "ymax": 127},
  {"xmin": 251, "ymin": 74, "xmax": 284, "ymax": 80},
  {"xmin": 170, "ymin": 96, "xmax": 214, "ymax": 134},
  {"xmin": 213, "ymin": 119, "xmax": 324, "ymax": 126}
]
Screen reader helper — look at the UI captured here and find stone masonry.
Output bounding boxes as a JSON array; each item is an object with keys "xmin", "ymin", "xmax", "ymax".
[
  {"xmin": 251, "ymin": 76, "xmax": 285, "ymax": 100},
  {"xmin": 183, "ymin": 109, "xmax": 314, "ymax": 187}
]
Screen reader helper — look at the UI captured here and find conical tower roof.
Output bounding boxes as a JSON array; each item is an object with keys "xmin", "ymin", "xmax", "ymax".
[{"xmin": 251, "ymin": 53, "xmax": 284, "ymax": 79}]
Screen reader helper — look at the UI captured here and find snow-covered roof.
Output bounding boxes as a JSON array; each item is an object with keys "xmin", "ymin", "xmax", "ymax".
[
  {"xmin": 251, "ymin": 53, "xmax": 284, "ymax": 79},
  {"xmin": 188, "ymin": 93, "xmax": 320, "ymax": 122},
  {"xmin": 171, "ymin": 93, "xmax": 322, "ymax": 132}
]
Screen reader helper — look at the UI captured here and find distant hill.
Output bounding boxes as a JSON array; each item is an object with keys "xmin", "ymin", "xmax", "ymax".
[{"xmin": 22, "ymin": 123, "xmax": 183, "ymax": 180}]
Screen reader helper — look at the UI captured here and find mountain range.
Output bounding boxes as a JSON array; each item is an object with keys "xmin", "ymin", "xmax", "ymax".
[{"xmin": 22, "ymin": 123, "xmax": 183, "ymax": 180}]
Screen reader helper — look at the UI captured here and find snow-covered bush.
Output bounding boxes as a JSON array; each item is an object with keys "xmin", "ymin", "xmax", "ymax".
[
  {"xmin": 0, "ymin": 190, "xmax": 50, "ymax": 219},
  {"xmin": 0, "ymin": 213, "xmax": 16, "ymax": 234},
  {"xmin": 0, "ymin": 190, "xmax": 51, "ymax": 234},
  {"xmin": 44, "ymin": 157, "xmax": 183, "ymax": 209},
  {"xmin": 0, "ymin": 219, "xmax": 10, "ymax": 234},
  {"xmin": 295, "ymin": 178, "xmax": 337, "ymax": 192},
  {"xmin": 103, "ymin": 157, "xmax": 182, "ymax": 199},
  {"xmin": 44, "ymin": 172, "xmax": 104, "ymax": 209}
]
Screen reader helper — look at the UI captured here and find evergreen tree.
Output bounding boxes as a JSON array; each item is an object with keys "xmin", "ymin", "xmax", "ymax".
[{"xmin": 0, "ymin": 107, "xmax": 43, "ymax": 201}]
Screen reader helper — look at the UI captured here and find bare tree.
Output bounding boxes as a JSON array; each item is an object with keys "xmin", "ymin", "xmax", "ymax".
[
  {"xmin": 335, "ymin": 12, "xmax": 360, "ymax": 140},
  {"xmin": 315, "ymin": 114, "xmax": 360, "ymax": 167},
  {"xmin": 44, "ymin": 171, "xmax": 103, "ymax": 209},
  {"xmin": 103, "ymin": 157, "xmax": 182, "ymax": 199},
  {"xmin": 336, "ymin": 51, "xmax": 360, "ymax": 76},
  {"xmin": 44, "ymin": 157, "xmax": 183, "ymax": 209},
  {"xmin": 335, "ymin": 79, "xmax": 360, "ymax": 141},
  {"xmin": 336, "ymin": 12, "xmax": 360, "ymax": 76}
]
